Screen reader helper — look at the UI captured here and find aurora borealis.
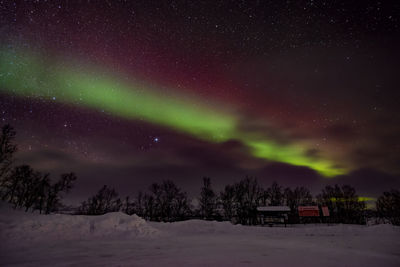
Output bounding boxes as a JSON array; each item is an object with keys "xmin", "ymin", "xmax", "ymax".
[
  {"xmin": 1, "ymin": 0, "xmax": 399, "ymax": 200},
  {"xmin": 0, "ymin": 47, "xmax": 346, "ymax": 177}
]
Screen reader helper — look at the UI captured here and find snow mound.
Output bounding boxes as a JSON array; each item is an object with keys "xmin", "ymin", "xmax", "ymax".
[
  {"xmin": 88, "ymin": 212, "xmax": 161, "ymax": 239},
  {"xmin": 0, "ymin": 205, "xmax": 160, "ymax": 243}
]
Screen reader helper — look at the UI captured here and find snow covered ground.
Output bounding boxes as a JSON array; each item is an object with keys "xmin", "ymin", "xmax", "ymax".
[{"xmin": 1, "ymin": 204, "xmax": 399, "ymax": 267}]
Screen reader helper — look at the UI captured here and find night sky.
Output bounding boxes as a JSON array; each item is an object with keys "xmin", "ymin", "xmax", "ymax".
[{"xmin": 1, "ymin": 0, "xmax": 399, "ymax": 202}]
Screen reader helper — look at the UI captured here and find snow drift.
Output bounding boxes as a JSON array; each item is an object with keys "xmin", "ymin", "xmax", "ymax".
[{"xmin": 0, "ymin": 204, "xmax": 160, "ymax": 243}]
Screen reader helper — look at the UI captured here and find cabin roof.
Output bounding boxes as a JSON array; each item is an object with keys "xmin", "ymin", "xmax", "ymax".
[{"xmin": 256, "ymin": 206, "xmax": 290, "ymax": 212}]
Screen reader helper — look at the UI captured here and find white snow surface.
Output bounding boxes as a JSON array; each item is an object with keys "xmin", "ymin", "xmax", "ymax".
[{"xmin": 1, "ymin": 203, "xmax": 399, "ymax": 267}]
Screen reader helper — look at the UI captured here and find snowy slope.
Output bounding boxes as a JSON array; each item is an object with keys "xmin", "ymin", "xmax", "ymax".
[{"xmin": 1, "ymin": 203, "xmax": 399, "ymax": 267}]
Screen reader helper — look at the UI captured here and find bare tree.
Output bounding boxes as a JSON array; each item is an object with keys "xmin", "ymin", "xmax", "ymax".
[
  {"xmin": 220, "ymin": 177, "xmax": 262, "ymax": 225},
  {"xmin": 199, "ymin": 177, "xmax": 216, "ymax": 220},
  {"xmin": 220, "ymin": 184, "xmax": 235, "ymax": 221},
  {"xmin": 235, "ymin": 177, "xmax": 262, "ymax": 225},
  {"xmin": 377, "ymin": 189, "xmax": 400, "ymax": 225},
  {"xmin": 173, "ymin": 190, "xmax": 191, "ymax": 221},
  {"xmin": 79, "ymin": 185, "xmax": 120, "ymax": 215},
  {"xmin": 22, "ymin": 171, "xmax": 44, "ymax": 212},
  {"xmin": 317, "ymin": 184, "xmax": 366, "ymax": 224},
  {"xmin": 143, "ymin": 193, "xmax": 155, "ymax": 220},
  {"xmin": 0, "ymin": 124, "xmax": 17, "ymax": 188},
  {"xmin": 135, "ymin": 191, "xmax": 145, "ymax": 217},
  {"xmin": 45, "ymin": 172, "xmax": 77, "ymax": 214},
  {"xmin": 3, "ymin": 165, "xmax": 34, "ymax": 208},
  {"xmin": 266, "ymin": 181, "xmax": 284, "ymax": 206},
  {"xmin": 35, "ymin": 173, "xmax": 50, "ymax": 214},
  {"xmin": 144, "ymin": 180, "xmax": 190, "ymax": 221}
]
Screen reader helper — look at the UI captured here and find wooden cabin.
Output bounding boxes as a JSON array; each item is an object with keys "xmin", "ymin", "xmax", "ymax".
[{"xmin": 256, "ymin": 206, "xmax": 290, "ymax": 227}]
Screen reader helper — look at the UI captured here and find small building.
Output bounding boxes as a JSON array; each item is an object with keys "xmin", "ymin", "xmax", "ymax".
[
  {"xmin": 256, "ymin": 206, "xmax": 291, "ymax": 227},
  {"xmin": 298, "ymin": 206, "xmax": 320, "ymax": 217},
  {"xmin": 298, "ymin": 206, "xmax": 330, "ymax": 223}
]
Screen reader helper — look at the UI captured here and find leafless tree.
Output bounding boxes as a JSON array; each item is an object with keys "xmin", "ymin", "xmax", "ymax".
[
  {"xmin": 0, "ymin": 124, "xmax": 17, "ymax": 188},
  {"xmin": 317, "ymin": 184, "xmax": 366, "ymax": 224},
  {"xmin": 377, "ymin": 189, "xmax": 400, "ymax": 225},
  {"xmin": 199, "ymin": 177, "xmax": 216, "ymax": 220},
  {"xmin": 79, "ymin": 185, "xmax": 120, "ymax": 215}
]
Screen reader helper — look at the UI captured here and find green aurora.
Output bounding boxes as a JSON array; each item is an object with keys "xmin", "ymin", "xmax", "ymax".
[{"xmin": 0, "ymin": 48, "xmax": 347, "ymax": 177}]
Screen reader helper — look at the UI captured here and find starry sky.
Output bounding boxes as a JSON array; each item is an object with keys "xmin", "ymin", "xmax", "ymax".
[{"xmin": 1, "ymin": 0, "xmax": 399, "ymax": 202}]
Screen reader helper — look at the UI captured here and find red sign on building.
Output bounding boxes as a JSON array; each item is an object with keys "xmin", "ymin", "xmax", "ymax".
[{"xmin": 298, "ymin": 206, "xmax": 319, "ymax": 217}]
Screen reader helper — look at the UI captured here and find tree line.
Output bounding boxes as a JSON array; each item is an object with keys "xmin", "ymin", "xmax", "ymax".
[
  {"xmin": 78, "ymin": 180, "xmax": 191, "ymax": 222},
  {"xmin": 0, "ymin": 124, "xmax": 399, "ymax": 225},
  {"xmin": 77, "ymin": 176, "xmax": 400, "ymax": 226}
]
